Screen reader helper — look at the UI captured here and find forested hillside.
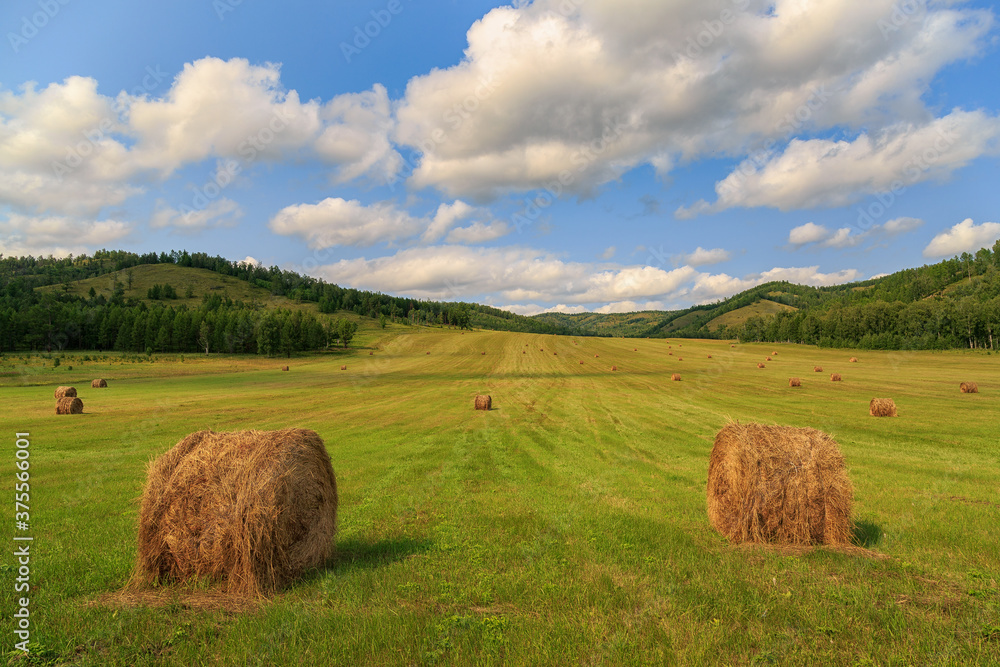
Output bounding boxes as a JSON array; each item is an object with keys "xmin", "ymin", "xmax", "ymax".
[{"xmin": 0, "ymin": 250, "xmax": 571, "ymax": 353}]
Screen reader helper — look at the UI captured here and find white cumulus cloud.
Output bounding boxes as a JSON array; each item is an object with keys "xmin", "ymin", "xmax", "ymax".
[{"xmin": 923, "ymin": 218, "xmax": 1000, "ymax": 258}]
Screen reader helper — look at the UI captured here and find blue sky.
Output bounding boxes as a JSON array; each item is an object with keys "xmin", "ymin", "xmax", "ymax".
[{"xmin": 2, "ymin": 0, "xmax": 999, "ymax": 314}]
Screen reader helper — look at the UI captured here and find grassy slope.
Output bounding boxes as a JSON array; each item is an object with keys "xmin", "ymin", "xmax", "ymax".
[
  {"xmin": 35, "ymin": 264, "xmax": 313, "ymax": 312},
  {"xmin": 1, "ymin": 333, "xmax": 999, "ymax": 665},
  {"xmin": 530, "ymin": 311, "xmax": 670, "ymax": 336},
  {"xmin": 705, "ymin": 299, "xmax": 798, "ymax": 332}
]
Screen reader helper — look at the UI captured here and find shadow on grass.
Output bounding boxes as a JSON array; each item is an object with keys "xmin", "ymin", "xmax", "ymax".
[
  {"xmin": 852, "ymin": 519, "xmax": 882, "ymax": 548},
  {"xmin": 319, "ymin": 536, "xmax": 434, "ymax": 576}
]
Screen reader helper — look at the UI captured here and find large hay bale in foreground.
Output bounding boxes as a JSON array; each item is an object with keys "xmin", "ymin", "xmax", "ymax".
[
  {"xmin": 706, "ymin": 422, "xmax": 853, "ymax": 545},
  {"xmin": 91, "ymin": 379, "xmax": 108, "ymax": 388},
  {"xmin": 475, "ymin": 395, "xmax": 492, "ymax": 411},
  {"xmin": 788, "ymin": 377, "xmax": 801, "ymax": 387},
  {"xmin": 960, "ymin": 382, "xmax": 979, "ymax": 394},
  {"xmin": 54, "ymin": 386, "xmax": 76, "ymax": 399},
  {"xmin": 133, "ymin": 428, "xmax": 338, "ymax": 597},
  {"xmin": 830, "ymin": 373, "xmax": 842, "ymax": 382},
  {"xmin": 55, "ymin": 397, "xmax": 83, "ymax": 415},
  {"xmin": 869, "ymin": 398, "xmax": 897, "ymax": 417}
]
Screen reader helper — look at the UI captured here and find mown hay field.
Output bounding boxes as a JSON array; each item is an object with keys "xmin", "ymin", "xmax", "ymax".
[{"xmin": 1, "ymin": 329, "xmax": 998, "ymax": 665}]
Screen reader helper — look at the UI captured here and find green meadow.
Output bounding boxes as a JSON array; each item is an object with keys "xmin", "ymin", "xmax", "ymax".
[{"xmin": 2, "ymin": 326, "xmax": 999, "ymax": 665}]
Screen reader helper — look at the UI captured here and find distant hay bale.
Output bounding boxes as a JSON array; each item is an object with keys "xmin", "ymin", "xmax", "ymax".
[
  {"xmin": 91, "ymin": 379, "xmax": 108, "ymax": 388},
  {"xmin": 369, "ymin": 351, "xmax": 373, "ymax": 356},
  {"xmin": 960, "ymin": 382, "xmax": 979, "ymax": 394},
  {"xmin": 678, "ymin": 357, "xmax": 683, "ymax": 361},
  {"xmin": 475, "ymin": 395, "xmax": 492, "ymax": 411},
  {"xmin": 595, "ymin": 354, "xmax": 599, "ymax": 358},
  {"xmin": 869, "ymin": 398, "xmax": 897, "ymax": 417},
  {"xmin": 340, "ymin": 365, "xmax": 346, "ymax": 371},
  {"xmin": 731, "ymin": 345, "xmax": 735, "ymax": 348},
  {"xmin": 830, "ymin": 373, "xmax": 842, "ymax": 382},
  {"xmin": 633, "ymin": 348, "xmax": 637, "ymax": 351},
  {"xmin": 55, "ymin": 397, "xmax": 83, "ymax": 415},
  {"xmin": 669, "ymin": 352, "xmax": 673, "ymax": 356},
  {"xmin": 766, "ymin": 356, "xmax": 772, "ymax": 361},
  {"xmin": 579, "ymin": 360, "xmax": 584, "ymax": 364},
  {"xmin": 132, "ymin": 428, "xmax": 337, "ymax": 597},
  {"xmin": 426, "ymin": 352, "xmax": 430, "ymax": 355},
  {"xmin": 757, "ymin": 363, "xmax": 765, "ymax": 369},
  {"xmin": 707, "ymin": 354, "xmax": 712, "ymax": 359},
  {"xmin": 850, "ymin": 357, "xmax": 858, "ymax": 363},
  {"xmin": 553, "ymin": 352, "xmax": 557, "ymax": 355},
  {"xmin": 281, "ymin": 366, "xmax": 289, "ymax": 372},
  {"xmin": 482, "ymin": 352, "xmax": 486, "ymax": 355},
  {"xmin": 54, "ymin": 386, "xmax": 76, "ymax": 399},
  {"xmin": 672, "ymin": 373, "xmax": 681, "ymax": 381},
  {"xmin": 611, "ymin": 365, "xmax": 618, "ymax": 371},
  {"xmin": 788, "ymin": 377, "xmax": 801, "ymax": 387},
  {"xmin": 772, "ymin": 351, "xmax": 778, "ymax": 356},
  {"xmin": 522, "ymin": 351, "xmax": 526, "ymax": 354},
  {"xmin": 706, "ymin": 422, "xmax": 853, "ymax": 545},
  {"xmin": 814, "ymin": 366, "xmax": 823, "ymax": 372}
]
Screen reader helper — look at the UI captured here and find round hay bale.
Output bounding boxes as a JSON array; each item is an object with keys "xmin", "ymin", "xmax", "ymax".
[
  {"xmin": 55, "ymin": 397, "xmax": 83, "ymax": 415},
  {"xmin": 132, "ymin": 428, "xmax": 338, "ymax": 597},
  {"xmin": 553, "ymin": 352, "xmax": 557, "ymax": 356},
  {"xmin": 369, "ymin": 351, "xmax": 373, "ymax": 356},
  {"xmin": 707, "ymin": 354, "xmax": 712, "ymax": 359},
  {"xmin": 426, "ymin": 352, "xmax": 430, "ymax": 355},
  {"xmin": 869, "ymin": 398, "xmax": 897, "ymax": 417},
  {"xmin": 960, "ymin": 382, "xmax": 979, "ymax": 394},
  {"xmin": 579, "ymin": 360, "xmax": 584, "ymax": 364},
  {"xmin": 281, "ymin": 366, "xmax": 289, "ymax": 372},
  {"xmin": 706, "ymin": 422, "xmax": 853, "ymax": 545},
  {"xmin": 772, "ymin": 351, "xmax": 778, "ymax": 356},
  {"xmin": 475, "ymin": 395, "xmax": 492, "ymax": 411},
  {"xmin": 91, "ymin": 379, "xmax": 108, "ymax": 388},
  {"xmin": 814, "ymin": 366, "xmax": 823, "ymax": 372},
  {"xmin": 757, "ymin": 362, "xmax": 765, "ymax": 369},
  {"xmin": 611, "ymin": 365, "xmax": 618, "ymax": 371},
  {"xmin": 766, "ymin": 356, "xmax": 772, "ymax": 361},
  {"xmin": 788, "ymin": 377, "xmax": 801, "ymax": 387},
  {"xmin": 594, "ymin": 354, "xmax": 599, "ymax": 358},
  {"xmin": 830, "ymin": 373, "xmax": 842, "ymax": 382},
  {"xmin": 671, "ymin": 373, "xmax": 681, "ymax": 381},
  {"xmin": 850, "ymin": 357, "xmax": 858, "ymax": 363},
  {"xmin": 678, "ymin": 357, "xmax": 683, "ymax": 361},
  {"xmin": 522, "ymin": 351, "xmax": 526, "ymax": 354},
  {"xmin": 633, "ymin": 348, "xmax": 637, "ymax": 352},
  {"xmin": 669, "ymin": 352, "xmax": 673, "ymax": 356},
  {"xmin": 54, "ymin": 386, "xmax": 76, "ymax": 399},
  {"xmin": 482, "ymin": 351, "xmax": 486, "ymax": 355},
  {"xmin": 340, "ymin": 365, "xmax": 347, "ymax": 371}
]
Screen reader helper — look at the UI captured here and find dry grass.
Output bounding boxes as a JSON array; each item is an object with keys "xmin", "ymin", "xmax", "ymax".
[
  {"xmin": 870, "ymin": 398, "xmax": 897, "ymax": 417},
  {"xmin": 130, "ymin": 428, "xmax": 338, "ymax": 598},
  {"xmin": 55, "ymin": 397, "xmax": 83, "ymax": 415},
  {"xmin": 91, "ymin": 379, "xmax": 108, "ymax": 388},
  {"xmin": 54, "ymin": 386, "xmax": 76, "ymax": 399},
  {"xmin": 474, "ymin": 395, "xmax": 492, "ymax": 411},
  {"xmin": 960, "ymin": 382, "xmax": 979, "ymax": 394},
  {"xmin": 706, "ymin": 422, "xmax": 853, "ymax": 545}
]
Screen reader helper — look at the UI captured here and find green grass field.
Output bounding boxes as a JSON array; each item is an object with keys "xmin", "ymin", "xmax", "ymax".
[{"xmin": 2, "ymin": 330, "xmax": 999, "ymax": 665}]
